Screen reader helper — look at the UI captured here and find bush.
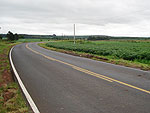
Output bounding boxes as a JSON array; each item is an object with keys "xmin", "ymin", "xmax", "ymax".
[{"xmin": 0, "ymin": 35, "xmax": 2, "ymax": 40}]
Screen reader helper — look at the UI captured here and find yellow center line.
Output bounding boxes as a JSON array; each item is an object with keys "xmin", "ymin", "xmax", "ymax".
[
  {"xmin": 72, "ymin": 66, "xmax": 113, "ymax": 82},
  {"xmin": 26, "ymin": 44, "xmax": 150, "ymax": 94}
]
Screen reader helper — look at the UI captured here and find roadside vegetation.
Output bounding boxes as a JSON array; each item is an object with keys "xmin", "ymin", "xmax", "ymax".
[
  {"xmin": 0, "ymin": 40, "xmax": 29, "ymax": 113},
  {"xmin": 16, "ymin": 38, "xmax": 50, "ymax": 43},
  {"xmin": 40, "ymin": 40, "xmax": 150, "ymax": 70}
]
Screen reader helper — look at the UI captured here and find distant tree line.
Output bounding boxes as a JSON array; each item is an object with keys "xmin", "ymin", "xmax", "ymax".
[
  {"xmin": 87, "ymin": 35, "xmax": 150, "ymax": 40},
  {"xmin": 20, "ymin": 34, "xmax": 56, "ymax": 39},
  {"xmin": 1, "ymin": 32, "xmax": 150, "ymax": 41},
  {"xmin": 0, "ymin": 35, "xmax": 2, "ymax": 40},
  {"xmin": 88, "ymin": 35, "xmax": 111, "ymax": 40}
]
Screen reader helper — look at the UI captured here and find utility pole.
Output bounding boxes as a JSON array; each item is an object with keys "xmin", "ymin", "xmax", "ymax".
[{"xmin": 74, "ymin": 24, "xmax": 76, "ymax": 44}]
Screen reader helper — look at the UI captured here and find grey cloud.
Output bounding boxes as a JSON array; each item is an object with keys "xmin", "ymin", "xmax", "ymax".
[{"xmin": 0, "ymin": 0, "xmax": 150, "ymax": 36}]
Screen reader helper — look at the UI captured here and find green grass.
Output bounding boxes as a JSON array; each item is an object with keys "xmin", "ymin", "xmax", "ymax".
[
  {"xmin": 44, "ymin": 40, "xmax": 150, "ymax": 70},
  {"xmin": 17, "ymin": 38, "xmax": 50, "ymax": 43},
  {"xmin": 0, "ymin": 40, "xmax": 29, "ymax": 113},
  {"xmin": 0, "ymin": 83, "xmax": 28, "ymax": 113}
]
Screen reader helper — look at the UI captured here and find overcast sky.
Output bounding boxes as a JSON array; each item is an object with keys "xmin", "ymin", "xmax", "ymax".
[{"xmin": 0, "ymin": 0, "xmax": 150, "ymax": 36}]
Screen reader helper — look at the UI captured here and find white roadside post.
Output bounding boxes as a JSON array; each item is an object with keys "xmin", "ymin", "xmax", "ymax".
[{"xmin": 74, "ymin": 24, "xmax": 76, "ymax": 44}]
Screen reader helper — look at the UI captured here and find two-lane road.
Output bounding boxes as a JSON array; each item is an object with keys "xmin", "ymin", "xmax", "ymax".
[{"xmin": 11, "ymin": 42, "xmax": 150, "ymax": 113}]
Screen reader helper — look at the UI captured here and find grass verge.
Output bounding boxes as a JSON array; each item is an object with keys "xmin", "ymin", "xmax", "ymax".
[
  {"xmin": 39, "ymin": 42, "xmax": 150, "ymax": 71},
  {"xmin": 16, "ymin": 39, "xmax": 51, "ymax": 43},
  {"xmin": 0, "ymin": 41, "xmax": 29, "ymax": 113}
]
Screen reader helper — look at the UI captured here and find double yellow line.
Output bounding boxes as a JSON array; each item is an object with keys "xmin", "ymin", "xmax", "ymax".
[{"xmin": 26, "ymin": 44, "xmax": 150, "ymax": 94}]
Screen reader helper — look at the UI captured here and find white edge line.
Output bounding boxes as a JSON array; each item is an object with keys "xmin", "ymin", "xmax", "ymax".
[{"xmin": 9, "ymin": 46, "xmax": 40, "ymax": 113}]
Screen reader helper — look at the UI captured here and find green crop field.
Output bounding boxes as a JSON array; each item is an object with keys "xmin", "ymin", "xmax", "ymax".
[{"xmin": 46, "ymin": 40, "xmax": 150, "ymax": 65}]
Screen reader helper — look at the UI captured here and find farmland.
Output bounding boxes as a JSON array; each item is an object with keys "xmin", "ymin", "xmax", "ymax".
[{"xmin": 45, "ymin": 40, "xmax": 150, "ymax": 70}]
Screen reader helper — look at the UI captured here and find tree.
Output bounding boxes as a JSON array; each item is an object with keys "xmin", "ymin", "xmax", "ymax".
[
  {"xmin": 19, "ymin": 35, "xmax": 24, "ymax": 39},
  {"xmin": 53, "ymin": 34, "xmax": 56, "ymax": 37},
  {"xmin": 6, "ymin": 31, "xmax": 14, "ymax": 41},
  {"xmin": 0, "ymin": 35, "xmax": 2, "ymax": 40},
  {"xmin": 14, "ymin": 33, "xmax": 19, "ymax": 40},
  {"xmin": 6, "ymin": 31, "xmax": 19, "ymax": 41}
]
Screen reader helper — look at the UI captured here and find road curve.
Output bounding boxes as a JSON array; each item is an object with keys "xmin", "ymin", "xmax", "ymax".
[{"xmin": 12, "ymin": 42, "xmax": 150, "ymax": 113}]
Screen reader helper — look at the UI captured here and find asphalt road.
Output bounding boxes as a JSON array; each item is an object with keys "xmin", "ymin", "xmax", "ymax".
[{"xmin": 12, "ymin": 42, "xmax": 150, "ymax": 113}]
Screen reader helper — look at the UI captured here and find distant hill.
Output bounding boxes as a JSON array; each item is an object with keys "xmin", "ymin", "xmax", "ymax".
[
  {"xmin": 87, "ymin": 35, "xmax": 150, "ymax": 40},
  {"xmin": 1, "ymin": 34, "xmax": 150, "ymax": 40}
]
